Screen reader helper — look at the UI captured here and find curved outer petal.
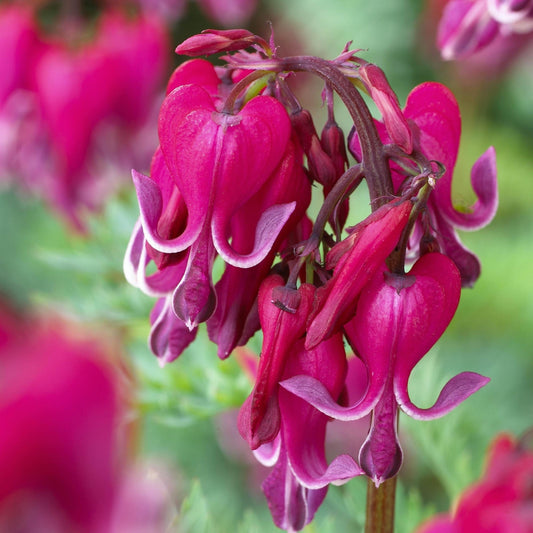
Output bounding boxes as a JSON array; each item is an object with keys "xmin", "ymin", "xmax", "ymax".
[
  {"xmin": 438, "ymin": 146, "xmax": 498, "ymax": 231},
  {"xmin": 305, "ymin": 199, "xmax": 412, "ymax": 350},
  {"xmin": 123, "ymin": 219, "xmax": 187, "ymax": 297},
  {"xmin": 212, "ymin": 202, "xmax": 296, "ymax": 268},
  {"xmin": 405, "ymin": 82, "xmax": 498, "ymax": 231},
  {"xmin": 397, "ymin": 371, "xmax": 490, "ymax": 421},
  {"xmin": 132, "ymin": 169, "xmax": 202, "ymax": 253},
  {"xmin": 253, "ymin": 435, "xmax": 281, "ymax": 468},
  {"xmin": 149, "ymin": 297, "xmax": 198, "ymax": 365},
  {"xmin": 281, "ymin": 336, "xmax": 363, "ymax": 490},
  {"xmin": 279, "ymin": 370, "xmax": 384, "ymax": 422},
  {"xmin": 123, "ymin": 219, "xmax": 146, "ymax": 289}
]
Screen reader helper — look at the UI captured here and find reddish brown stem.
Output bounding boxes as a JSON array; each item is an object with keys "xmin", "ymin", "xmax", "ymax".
[{"xmin": 365, "ymin": 476, "xmax": 397, "ymax": 533}]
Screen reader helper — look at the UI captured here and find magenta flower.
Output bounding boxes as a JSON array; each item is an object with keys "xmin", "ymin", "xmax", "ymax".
[
  {"xmin": 283, "ymin": 252, "xmax": 489, "ymax": 485},
  {"xmin": 0, "ymin": 5, "xmax": 41, "ymax": 108},
  {"xmin": 305, "ymin": 198, "xmax": 413, "ymax": 349},
  {"xmin": 260, "ymin": 443, "xmax": 329, "ymax": 532},
  {"xmin": 0, "ymin": 312, "xmax": 170, "ymax": 532},
  {"xmin": 123, "ymin": 27, "xmax": 498, "ymax": 529},
  {"xmin": 401, "ymin": 82, "xmax": 497, "ymax": 286},
  {"xmin": 133, "ymin": 75, "xmax": 296, "ymax": 328},
  {"xmin": 240, "ymin": 336, "xmax": 363, "ymax": 531},
  {"xmin": 207, "ymin": 134, "xmax": 311, "ymax": 359},
  {"xmin": 438, "ymin": 0, "xmax": 533, "ymax": 60},
  {"xmin": 350, "ymin": 81, "xmax": 497, "ymax": 286},
  {"xmin": 0, "ymin": 5, "xmax": 44, "ymax": 185},
  {"xmin": 93, "ymin": 11, "xmax": 170, "ymax": 129},
  {"xmin": 1, "ymin": 8, "xmax": 169, "ymax": 229},
  {"xmin": 417, "ymin": 432, "xmax": 533, "ymax": 533},
  {"xmin": 238, "ymin": 275, "xmax": 315, "ymax": 449}
]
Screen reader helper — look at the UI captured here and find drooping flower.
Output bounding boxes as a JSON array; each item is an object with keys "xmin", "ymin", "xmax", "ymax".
[
  {"xmin": 207, "ymin": 133, "xmax": 311, "ymax": 359},
  {"xmin": 238, "ymin": 275, "xmax": 315, "ymax": 449},
  {"xmin": 417, "ymin": 432, "xmax": 533, "ymax": 533},
  {"xmin": 305, "ymin": 197, "xmax": 413, "ymax": 349},
  {"xmin": 0, "ymin": 309, "xmax": 171, "ymax": 532},
  {"xmin": 350, "ymin": 81, "xmax": 497, "ymax": 286},
  {"xmin": 400, "ymin": 82, "xmax": 497, "ymax": 286},
  {"xmin": 0, "ymin": 8, "xmax": 169, "ymax": 229},
  {"xmin": 133, "ymin": 74, "xmax": 297, "ymax": 328},
  {"xmin": 239, "ymin": 335, "xmax": 363, "ymax": 531},
  {"xmin": 283, "ymin": 252, "xmax": 489, "ymax": 485},
  {"xmin": 437, "ymin": 0, "xmax": 533, "ymax": 60}
]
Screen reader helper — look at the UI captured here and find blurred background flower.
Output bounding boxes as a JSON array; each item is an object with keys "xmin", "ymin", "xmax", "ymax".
[{"xmin": 0, "ymin": 303, "xmax": 174, "ymax": 532}]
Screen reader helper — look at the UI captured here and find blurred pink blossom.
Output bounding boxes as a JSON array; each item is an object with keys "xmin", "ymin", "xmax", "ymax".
[
  {"xmin": 0, "ymin": 307, "xmax": 173, "ymax": 532},
  {"xmin": 0, "ymin": 6, "xmax": 169, "ymax": 230},
  {"xmin": 417, "ymin": 432, "xmax": 533, "ymax": 533}
]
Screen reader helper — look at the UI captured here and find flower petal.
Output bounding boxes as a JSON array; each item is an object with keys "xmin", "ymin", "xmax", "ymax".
[
  {"xmin": 262, "ymin": 446, "xmax": 327, "ymax": 532},
  {"xmin": 149, "ymin": 297, "xmax": 198, "ymax": 365},
  {"xmin": 212, "ymin": 202, "xmax": 296, "ymax": 268},
  {"xmin": 305, "ymin": 199, "xmax": 412, "ymax": 349},
  {"xmin": 132, "ymin": 169, "xmax": 203, "ymax": 253},
  {"xmin": 281, "ymin": 336, "xmax": 363, "ymax": 489},
  {"xmin": 438, "ymin": 146, "xmax": 498, "ymax": 231},
  {"xmin": 395, "ymin": 371, "xmax": 490, "ymax": 420}
]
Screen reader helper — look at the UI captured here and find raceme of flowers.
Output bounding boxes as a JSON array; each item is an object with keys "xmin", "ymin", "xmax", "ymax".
[{"xmin": 124, "ymin": 28, "xmax": 498, "ymax": 531}]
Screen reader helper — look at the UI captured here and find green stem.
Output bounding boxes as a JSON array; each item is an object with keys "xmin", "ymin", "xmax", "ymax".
[{"xmin": 364, "ymin": 476, "xmax": 397, "ymax": 533}]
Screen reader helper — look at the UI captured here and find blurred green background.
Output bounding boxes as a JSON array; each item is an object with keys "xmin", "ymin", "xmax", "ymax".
[{"xmin": 1, "ymin": 0, "xmax": 532, "ymax": 531}]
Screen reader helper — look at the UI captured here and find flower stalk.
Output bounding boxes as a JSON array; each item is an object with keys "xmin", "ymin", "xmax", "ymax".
[{"xmin": 365, "ymin": 476, "xmax": 397, "ymax": 533}]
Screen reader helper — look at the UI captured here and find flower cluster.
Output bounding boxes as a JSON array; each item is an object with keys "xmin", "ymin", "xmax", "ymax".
[
  {"xmin": 124, "ymin": 28, "xmax": 498, "ymax": 530},
  {"xmin": 0, "ymin": 4, "xmax": 169, "ymax": 229}
]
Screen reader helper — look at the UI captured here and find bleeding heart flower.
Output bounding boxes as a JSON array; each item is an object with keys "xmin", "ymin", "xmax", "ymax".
[
  {"xmin": 283, "ymin": 253, "xmax": 489, "ymax": 485},
  {"xmin": 133, "ymin": 81, "xmax": 296, "ymax": 328}
]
